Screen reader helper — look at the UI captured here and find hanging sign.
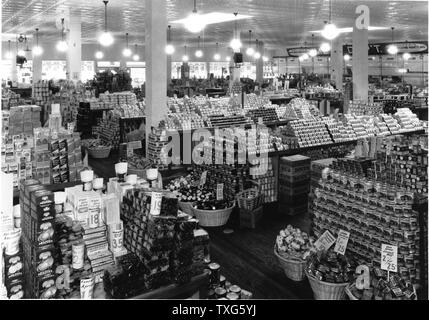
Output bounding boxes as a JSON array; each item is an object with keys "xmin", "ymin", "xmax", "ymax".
[
  {"xmin": 355, "ymin": 5, "xmax": 370, "ymax": 30},
  {"xmin": 333, "ymin": 229, "xmax": 350, "ymax": 255},
  {"xmin": 314, "ymin": 230, "xmax": 336, "ymax": 251},
  {"xmin": 150, "ymin": 192, "xmax": 163, "ymax": 215},
  {"xmin": 381, "ymin": 244, "xmax": 398, "ymax": 272}
]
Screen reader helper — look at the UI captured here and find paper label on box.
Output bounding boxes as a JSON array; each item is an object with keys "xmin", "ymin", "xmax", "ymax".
[
  {"xmin": 314, "ymin": 230, "xmax": 336, "ymax": 251},
  {"xmin": 150, "ymin": 192, "xmax": 163, "ymax": 215},
  {"xmin": 216, "ymin": 183, "xmax": 224, "ymax": 201},
  {"xmin": 381, "ymin": 244, "xmax": 398, "ymax": 272},
  {"xmin": 200, "ymin": 171, "xmax": 207, "ymax": 186},
  {"xmin": 334, "ymin": 229, "xmax": 350, "ymax": 255}
]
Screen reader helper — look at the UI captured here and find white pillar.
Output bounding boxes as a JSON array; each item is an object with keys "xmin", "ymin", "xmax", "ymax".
[
  {"xmin": 167, "ymin": 55, "xmax": 172, "ymax": 85},
  {"xmin": 33, "ymin": 52, "xmax": 42, "ymax": 83},
  {"xmin": 330, "ymin": 36, "xmax": 343, "ymax": 89},
  {"xmin": 145, "ymin": 0, "xmax": 167, "ymax": 138},
  {"xmin": 256, "ymin": 41, "xmax": 264, "ymax": 83},
  {"xmin": 352, "ymin": 25, "xmax": 368, "ymax": 101},
  {"xmin": 206, "ymin": 62, "xmax": 210, "ymax": 79},
  {"xmin": 67, "ymin": 16, "xmax": 82, "ymax": 82},
  {"xmin": 11, "ymin": 52, "xmax": 18, "ymax": 83}
]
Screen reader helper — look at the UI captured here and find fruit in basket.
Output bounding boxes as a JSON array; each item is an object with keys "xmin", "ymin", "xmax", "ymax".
[
  {"xmin": 195, "ymin": 199, "xmax": 234, "ymax": 210},
  {"xmin": 127, "ymin": 155, "xmax": 153, "ymax": 170},
  {"xmin": 306, "ymin": 248, "xmax": 356, "ymax": 283},
  {"xmin": 276, "ymin": 225, "xmax": 316, "ymax": 260},
  {"xmin": 82, "ymin": 138, "xmax": 111, "ymax": 149}
]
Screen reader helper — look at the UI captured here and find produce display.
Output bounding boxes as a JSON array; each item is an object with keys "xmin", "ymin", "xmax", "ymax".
[
  {"xmin": 81, "ymin": 138, "xmax": 112, "ymax": 149},
  {"xmin": 275, "ymin": 225, "xmax": 315, "ymax": 260},
  {"xmin": 306, "ymin": 249, "xmax": 356, "ymax": 283}
]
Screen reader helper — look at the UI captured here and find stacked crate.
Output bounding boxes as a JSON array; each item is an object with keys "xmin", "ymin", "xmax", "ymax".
[{"xmin": 278, "ymin": 155, "xmax": 310, "ymax": 216}]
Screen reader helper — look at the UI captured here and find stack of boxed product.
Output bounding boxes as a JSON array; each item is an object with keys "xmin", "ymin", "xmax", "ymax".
[
  {"xmin": 92, "ymin": 114, "xmax": 121, "ymax": 150},
  {"xmin": 3, "ymin": 106, "xmax": 41, "ymax": 136},
  {"xmin": 20, "ymin": 179, "xmax": 58, "ymax": 298},
  {"xmin": 32, "ymin": 81, "xmax": 52, "ymax": 106},
  {"xmin": 282, "ymin": 98, "xmax": 314, "ymax": 119},
  {"xmin": 278, "ymin": 155, "xmax": 310, "ymax": 216},
  {"xmin": 380, "ymin": 114, "xmax": 402, "ymax": 135},
  {"xmin": 322, "ymin": 117, "xmax": 357, "ymax": 143},
  {"xmin": 283, "ymin": 119, "xmax": 333, "ymax": 148},
  {"xmin": 147, "ymin": 128, "xmax": 169, "ymax": 169},
  {"xmin": 2, "ymin": 237, "xmax": 25, "ymax": 299},
  {"xmin": 393, "ymin": 108, "xmax": 424, "ymax": 132},
  {"xmin": 250, "ymin": 157, "xmax": 277, "ymax": 203},
  {"xmin": 99, "ymin": 92, "xmax": 138, "ymax": 109},
  {"xmin": 33, "ymin": 129, "xmax": 84, "ymax": 184},
  {"xmin": 349, "ymin": 100, "xmax": 384, "ymax": 116},
  {"xmin": 2, "ymin": 88, "xmax": 23, "ymax": 109}
]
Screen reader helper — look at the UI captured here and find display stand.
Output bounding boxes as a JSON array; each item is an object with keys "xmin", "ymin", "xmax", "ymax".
[{"xmin": 128, "ymin": 271, "xmax": 210, "ymax": 299}]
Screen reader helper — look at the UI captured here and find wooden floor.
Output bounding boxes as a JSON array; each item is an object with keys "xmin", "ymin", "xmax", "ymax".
[{"xmin": 89, "ymin": 155, "xmax": 315, "ymax": 299}]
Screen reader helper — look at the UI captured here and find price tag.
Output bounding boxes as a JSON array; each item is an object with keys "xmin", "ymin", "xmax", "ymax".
[
  {"xmin": 381, "ymin": 243, "xmax": 398, "ymax": 272},
  {"xmin": 200, "ymin": 171, "xmax": 207, "ymax": 186},
  {"xmin": 150, "ymin": 192, "xmax": 163, "ymax": 215},
  {"xmin": 258, "ymin": 117, "xmax": 264, "ymax": 125},
  {"xmin": 334, "ymin": 229, "xmax": 350, "ymax": 255},
  {"xmin": 87, "ymin": 210, "xmax": 100, "ymax": 229},
  {"xmin": 314, "ymin": 230, "xmax": 336, "ymax": 251},
  {"xmin": 216, "ymin": 183, "xmax": 224, "ymax": 201}
]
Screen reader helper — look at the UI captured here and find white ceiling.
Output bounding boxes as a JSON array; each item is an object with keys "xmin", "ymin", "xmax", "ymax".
[{"xmin": 2, "ymin": 0, "xmax": 428, "ymax": 50}]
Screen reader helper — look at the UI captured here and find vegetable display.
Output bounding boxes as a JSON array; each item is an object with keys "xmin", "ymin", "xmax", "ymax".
[{"xmin": 275, "ymin": 225, "xmax": 316, "ymax": 261}]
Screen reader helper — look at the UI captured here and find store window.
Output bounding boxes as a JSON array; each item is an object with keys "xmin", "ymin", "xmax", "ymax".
[
  {"xmin": 172, "ymin": 62, "xmax": 183, "ymax": 79},
  {"xmin": 17, "ymin": 59, "xmax": 33, "ymax": 85},
  {"xmin": 81, "ymin": 61, "xmax": 95, "ymax": 82},
  {"xmin": 209, "ymin": 62, "xmax": 230, "ymax": 78},
  {"xmin": 240, "ymin": 62, "xmax": 256, "ymax": 80},
  {"xmin": 189, "ymin": 62, "xmax": 207, "ymax": 79},
  {"xmin": 42, "ymin": 60, "xmax": 67, "ymax": 80},
  {"xmin": 0, "ymin": 60, "xmax": 13, "ymax": 81},
  {"xmin": 127, "ymin": 61, "xmax": 146, "ymax": 88},
  {"xmin": 97, "ymin": 61, "xmax": 121, "ymax": 68}
]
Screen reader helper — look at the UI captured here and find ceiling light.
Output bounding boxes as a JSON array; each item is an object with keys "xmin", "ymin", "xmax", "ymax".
[
  {"xmin": 398, "ymin": 68, "xmax": 407, "ymax": 74},
  {"xmin": 17, "ymin": 49, "xmax": 26, "ymax": 57},
  {"xmin": 32, "ymin": 28, "xmax": 43, "ymax": 56},
  {"xmin": 225, "ymin": 56, "xmax": 231, "ymax": 62},
  {"xmin": 132, "ymin": 44, "xmax": 140, "ymax": 61},
  {"xmin": 165, "ymin": 44, "xmax": 175, "ymax": 55},
  {"xmin": 309, "ymin": 48, "xmax": 318, "ymax": 57},
  {"xmin": 321, "ymin": 23, "xmax": 340, "ymax": 40},
  {"xmin": 301, "ymin": 53, "xmax": 309, "ymax": 61},
  {"xmin": 319, "ymin": 42, "xmax": 331, "ymax": 53},
  {"xmin": 402, "ymin": 52, "xmax": 411, "ymax": 60},
  {"xmin": 173, "ymin": 12, "xmax": 251, "ymax": 26},
  {"xmin": 184, "ymin": 0, "xmax": 206, "ymax": 33},
  {"xmin": 246, "ymin": 47, "xmax": 255, "ymax": 56},
  {"xmin": 99, "ymin": 1, "xmax": 114, "ymax": 46},
  {"xmin": 56, "ymin": 18, "xmax": 68, "ymax": 52},
  {"xmin": 298, "ymin": 55, "xmax": 305, "ymax": 62},
  {"xmin": 182, "ymin": 55, "xmax": 189, "ymax": 62},
  {"xmin": 262, "ymin": 56, "xmax": 269, "ymax": 62},
  {"xmin": 343, "ymin": 54, "xmax": 351, "ymax": 61},
  {"xmin": 229, "ymin": 13, "xmax": 242, "ymax": 52},
  {"xmin": 166, "ymin": 26, "xmax": 175, "ymax": 55},
  {"xmin": 123, "ymin": 33, "xmax": 132, "ymax": 57},
  {"xmin": 214, "ymin": 42, "xmax": 221, "ymax": 60},
  {"xmin": 195, "ymin": 49, "xmax": 203, "ymax": 58},
  {"xmin": 254, "ymin": 52, "xmax": 261, "ymax": 59},
  {"xmin": 387, "ymin": 44, "xmax": 398, "ymax": 55},
  {"xmin": 95, "ymin": 50, "xmax": 104, "ymax": 59},
  {"xmin": 5, "ymin": 40, "xmax": 13, "ymax": 59}
]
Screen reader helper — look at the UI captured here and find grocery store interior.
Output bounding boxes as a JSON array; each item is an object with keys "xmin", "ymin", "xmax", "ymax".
[{"xmin": 0, "ymin": 0, "xmax": 428, "ymax": 300}]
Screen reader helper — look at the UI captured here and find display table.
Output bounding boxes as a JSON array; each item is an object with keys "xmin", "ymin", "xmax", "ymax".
[{"xmin": 129, "ymin": 271, "xmax": 210, "ymax": 300}]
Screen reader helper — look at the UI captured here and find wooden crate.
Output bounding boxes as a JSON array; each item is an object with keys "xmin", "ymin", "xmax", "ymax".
[{"xmin": 239, "ymin": 206, "xmax": 264, "ymax": 229}]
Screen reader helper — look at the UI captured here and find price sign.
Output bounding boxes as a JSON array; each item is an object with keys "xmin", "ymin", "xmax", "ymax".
[
  {"xmin": 334, "ymin": 229, "xmax": 350, "ymax": 255},
  {"xmin": 88, "ymin": 210, "xmax": 100, "ymax": 229},
  {"xmin": 216, "ymin": 183, "xmax": 224, "ymax": 201},
  {"xmin": 314, "ymin": 230, "xmax": 336, "ymax": 251},
  {"xmin": 200, "ymin": 171, "xmax": 207, "ymax": 186},
  {"xmin": 150, "ymin": 192, "xmax": 163, "ymax": 215},
  {"xmin": 381, "ymin": 244, "xmax": 398, "ymax": 272}
]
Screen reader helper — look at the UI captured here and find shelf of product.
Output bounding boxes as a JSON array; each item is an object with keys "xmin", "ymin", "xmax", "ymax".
[
  {"xmin": 250, "ymin": 157, "xmax": 277, "ymax": 203},
  {"xmin": 393, "ymin": 108, "xmax": 424, "ymax": 132},
  {"xmin": 282, "ymin": 98, "xmax": 314, "ymax": 119},
  {"xmin": 348, "ymin": 100, "xmax": 384, "ymax": 116},
  {"xmin": 322, "ymin": 117, "xmax": 357, "ymax": 143},
  {"xmin": 2, "ymin": 88, "xmax": 24, "ymax": 109},
  {"xmin": 146, "ymin": 129, "xmax": 169, "ymax": 169},
  {"xmin": 92, "ymin": 116, "xmax": 120, "ymax": 150},
  {"xmin": 2, "ymin": 105, "xmax": 41, "ymax": 136},
  {"xmin": 281, "ymin": 119, "xmax": 333, "ymax": 148}
]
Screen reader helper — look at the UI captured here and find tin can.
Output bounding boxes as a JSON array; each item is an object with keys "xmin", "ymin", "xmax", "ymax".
[
  {"xmin": 72, "ymin": 242, "xmax": 85, "ymax": 270},
  {"xmin": 209, "ymin": 263, "xmax": 221, "ymax": 285},
  {"xmin": 226, "ymin": 292, "xmax": 240, "ymax": 300},
  {"xmin": 229, "ymin": 285, "xmax": 241, "ymax": 295},
  {"xmin": 215, "ymin": 287, "xmax": 227, "ymax": 299}
]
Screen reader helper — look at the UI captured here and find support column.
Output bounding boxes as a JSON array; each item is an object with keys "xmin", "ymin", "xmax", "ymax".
[
  {"xmin": 11, "ymin": 53, "xmax": 18, "ymax": 83},
  {"xmin": 352, "ymin": 25, "xmax": 368, "ymax": 101},
  {"xmin": 67, "ymin": 16, "xmax": 82, "ymax": 82},
  {"xmin": 206, "ymin": 62, "xmax": 210, "ymax": 79},
  {"xmin": 167, "ymin": 55, "xmax": 172, "ymax": 85},
  {"xmin": 145, "ymin": 0, "xmax": 167, "ymax": 139},
  {"xmin": 256, "ymin": 41, "xmax": 264, "ymax": 83},
  {"xmin": 32, "ymin": 52, "xmax": 42, "ymax": 83},
  {"xmin": 330, "ymin": 35, "xmax": 343, "ymax": 89}
]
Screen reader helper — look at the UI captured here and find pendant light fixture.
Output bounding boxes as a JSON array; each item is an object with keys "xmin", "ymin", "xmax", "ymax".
[
  {"xmin": 122, "ymin": 33, "xmax": 132, "ymax": 57},
  {"xmin": 308, "ymin": 34, "xmax": 318, "ymax": 57},
  {"xmin": 214, "ymin": 42, "xmax": 221, "ymax": 61},
  {"xmin": 5, "ymin": 40, "xmax": 13, "ymax": 59},
  {"xmin": 24, "ymin": 36, "xmax": 32, "ymax": 54},
  {"xmin": 229, "ymin": 12, "xmax": 242, "ymax": 51},
  {"xmin": 262, "ymin": 47, "xmax": 269, "ymax": 62},
  {"xmin": 99, "ymin": 1, "xmax": 114, "ymax": 47},
  {"xmin": 319, "ymin": 42, "xmax": 331, "ymax": 53},
  {"xmin": 387, "ymin": 27, "xmax": 398, "ymax": 55},
  {"xmin": 185, "ymin": 0, "xmax": 206, "ymax": 33},
  {"xmin": 195, "ymin": 35, "xmax": 203, "ymax": 58},
  {"xmin": 321, "ymin": 0, "xmax": 339, "ymax": 40},
  {"xmin": 402, "ymin": 52, "xmax": 411, "ymax": 60},
  {"xmin": 32, "ymin": 28, "xmax": 43, "ymax": 56},
  {"xmin": 343, "ymin": 54, "xmax": 351, "ymax": 61},
  {"xmin": 225, "ymin": 56, "xmax": 231, "ymax": 62},
  {"xmin": 132, "ymin": 44, "xmax": 140, "ymax": 61},
  {"xmin": 56, "ymin": 18, "xmax": 69, "ymax": 52},
  {"xmin": 253, "ymin": 39, "xmax": 261, "ymax": 59},
  {"xmin": 182, "ymin": 46, "xmax": 189, "ymax": 62},
  {"xmin": 95, "ymin": 42, "xmax": 104, "ymax": 59},
  {"xmin": 246, "ymin": 30, "xmax": 254, "ymax": 56},
  {"xmin": 17, "ymin": 36, "xmax": 26, "ymax": 57},
  {"xmin": 165, "ymin": 25, "xmax": 175, "ymax": 55}
]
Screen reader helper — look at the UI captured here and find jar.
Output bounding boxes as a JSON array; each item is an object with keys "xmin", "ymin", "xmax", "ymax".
[{"xmin": 80, "ymin": 170, "xmax": 94, "ymax": 191}]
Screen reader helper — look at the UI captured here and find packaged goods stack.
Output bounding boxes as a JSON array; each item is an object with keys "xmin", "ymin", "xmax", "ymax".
[
  {"xmin": 282, "ymin": 98, "xmax": 314, "ymax": 119},
  {"xmin": 92, "ymin": 115, "xmax": 120, "ymax": 150},
  {"xmin": 349, "ymin": 100, "xmax": 384, "ymax": 116},
  {"xmin": 247, "ymin": 108, "xmax": 279, "ymax": 123},
  {"xmin": 4, "ymin": 106, "xmax": 41, "ymax": 136},
  {"xmin": 2, "ymin": 88, "xmax": 23, "ymax": 109},
  {"xmin": 32, "ymin": 82, "xmax": 52, "ymax": 106},
  {"xmin": 322, "ymin": 118, "xmax": 357, "ymax": 143},
  {"xmin": 278, "ymin": 155, "xmax": 310, "ymax": 216},
  {"xmin": 3, "ymin": 241, "xmax": 25, "ymax": 299},
  {"xmin": 99, "ymin": 92, "xmax": 138, "ymax": 109},
  {"xmin": 393, "ymin": 108, "xmax": 424, "ymax": 132},
  {"xmin": 147, "ymin": 129, "xmax": 169, "ymax": 169},
  {"xmin": 76, "ymin": 102, "xmax": 94, "ymax": 136},
  {"xmin": 250, "ymin": 157, "xmax": 277, "ymax": 203},
  {"xmin": 282, "ymin": 119, "xmax": 333, "ymax": 148},
  {"xmin": 380, "ymin": 114, "xmax": 402, "ymax": 135},
  {"xmin": 20, "ymin": 180, "xmax": 58, "ymax": 298}
]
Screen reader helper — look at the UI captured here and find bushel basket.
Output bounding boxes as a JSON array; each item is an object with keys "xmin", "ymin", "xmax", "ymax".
[
  {"xmin": 192, "ymin": 204, "xmax": 235, "ymax": 227},
  {"xmin": 274, "ymin": 245, "xmax": 306, "ymax": 281},
  {"xmin": 236, "ymin": 187, "xmax": 264, "ymax": 212},
  {"xmin": 305, "ymin": 269, "xmax": 349, "ymax": 300},
  {"xmin": 87, "ymin": 146, "xmax": 111, "ymax": 159}
]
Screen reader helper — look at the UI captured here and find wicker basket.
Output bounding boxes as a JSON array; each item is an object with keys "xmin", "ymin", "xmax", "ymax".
[
  {"xmin": 192, "ymin": 205, "xmax": 235, "ymax": 227},
  {"xmin": 178, "ymin": 201, "xmax": 194, "ymax": 216},
  {"xmin": 237, "ymin": 188, "xmax": 264, "ymax": 211},
  {"xmin": 305, "ymin": 269, "xmax": 349, "ymax": 300},
  {"xmin": 344, "ymin": 282, "xmax": 417, "ymax": 301},
  {"xmin": 274, "ymin": 246, "xmax": 306, "ymax": 282},
  {"xmin": 87, "ymin": 146, "xmax": 111, "ymax": 159}
]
